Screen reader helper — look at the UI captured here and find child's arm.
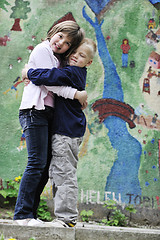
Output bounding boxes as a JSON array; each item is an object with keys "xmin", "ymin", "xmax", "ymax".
[
  {"xmin": 22, "ymin": 65, "xmax": 88, "ymax": 107},
  {"xmin": 22, "ymin": 64, "xmax": 77, "ymax": 99},
  {"xmin": 23, "ymin": 64, "xmax": 74, "ymax": 87},
  {"xmin": 27, "ymin": 67, "xmax": 88, "ymax": 107},
  {"xmin": 27, "ymin": 67, "xmax": 76, "ymax": 88},
  {"xmin": 46, "ymin": 86, "xmax": 88, "ymax": 107},
  {"xmin": 24, "ymin": 45, "xmax": 86, "ymax": 104},
  {"xmin": 46, "ymin": 86, "xmax": 87, "ymax": 104}
]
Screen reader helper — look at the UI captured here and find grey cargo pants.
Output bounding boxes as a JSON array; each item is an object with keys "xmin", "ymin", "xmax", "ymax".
[{"xmin": 49, "ymin": 134, "xmax": 83, "ymax": 222}]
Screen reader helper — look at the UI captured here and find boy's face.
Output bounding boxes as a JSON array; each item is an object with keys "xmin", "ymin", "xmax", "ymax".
[
  {"xmin": 68, "ymin": 44, "xmax": 92, "ymax": 68},
  {"xmin": 50, "ymin": 32, "xmax": 71, "ymax": 54}
]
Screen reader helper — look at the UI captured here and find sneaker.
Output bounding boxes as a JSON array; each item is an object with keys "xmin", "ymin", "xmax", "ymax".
[
  {"xmin": 14, "ymin": 218, "xmax": 44, "ymax": 226},
  {"xmin": 14, "ymin": 219, "xmax": 30, "ymax": 226},
  {"xmin": 65, "ymin": 220, "xmax": 76, "ymax": 228},
  {"xmin": 28, "ymin": 218, "xmax": 44, "ymax": 226},
  {"xmin": 36, "ymin": 218, "xmax": 44, "ymax": 224},
  {"xmin": 46, "ymin": 219, "xmax": 76, "ymax": 228}
]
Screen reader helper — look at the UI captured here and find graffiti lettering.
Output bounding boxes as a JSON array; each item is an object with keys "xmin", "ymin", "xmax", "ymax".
[
  {"xmin": 81, "ymin": 189, "xmax": 122, "ymax": 204},
  {"xmin": 127, "ymin": 193, "xmax": 156, "ymax": 208},
  {"xmin": 81, "ymin": 189, "xmax": 160, "ymax": 209},
  {"xmin": 81, "ymin": 189, "xmax": 103, "ymax": 204},
  {"xmin": 105, "ymin": 191, "xmax": 122, "ymax": 204}
]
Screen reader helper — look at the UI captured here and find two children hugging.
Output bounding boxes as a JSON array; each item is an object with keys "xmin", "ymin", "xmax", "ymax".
[{"xmin": 21, "ymin": 37, "xmax": 96, "ymax": 227}]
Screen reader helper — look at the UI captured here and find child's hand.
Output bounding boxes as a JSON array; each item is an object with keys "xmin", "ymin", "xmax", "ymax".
[
  {"xmin": 74, "ymin": 90, "xmax": 88, "ymax": 106},
  {"xmin": 24, "ymin": 78, "xmax": 30, "ymax": 86},
  {"xmin": 22, "ymin": 64, "xmax": 29, "ymax": 80},
  {"xmin": 81, "ymin": 100, "xmax": 88, "ymax": 110}
]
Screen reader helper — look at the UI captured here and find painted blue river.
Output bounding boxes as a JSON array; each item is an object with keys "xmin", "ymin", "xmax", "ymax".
[{"xmin": 83, "ymin": 6, "xmax": 142, "ymax": 204}]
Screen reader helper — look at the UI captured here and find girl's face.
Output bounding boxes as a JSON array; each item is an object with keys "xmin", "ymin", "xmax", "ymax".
[{"xmin": 49, "ymin": 32, "xmax": 71, "ymax": 54}]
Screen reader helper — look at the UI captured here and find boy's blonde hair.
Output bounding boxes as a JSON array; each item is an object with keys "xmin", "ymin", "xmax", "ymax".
[
  {"xmin": 47, "ymin": 20, "xmax": 85, "ymax": 55},
  {"xmin": 80, "ymin": 38, "xmax": 97, "ymax": 59}
]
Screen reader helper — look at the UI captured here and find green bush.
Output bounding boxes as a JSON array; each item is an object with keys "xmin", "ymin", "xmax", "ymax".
[
  {"xmin": 102, "ymin": 200, "xmax": 136, "ymax": 227},
  {"xmin": 80, "ymin": 209, "xmax": 94, "ymax": 222}
]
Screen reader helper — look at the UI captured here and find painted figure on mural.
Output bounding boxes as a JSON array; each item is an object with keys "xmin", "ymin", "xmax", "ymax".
[
  {"xmin": 132, "ymin": 103, "xmax": 148, "ymax": 124},
  {"xmin": 3, "ymin": 76, "xmax": 23, "ymax": 99},
  {"xmin": 148, "ymin": 18, "xmax": 156, "ymax": 29},
  {"xmin": 17, "ymin": 130, "xmax": 26, "ymax": 151},
  {"xmin": 120, "ymin": 38, "xmax": 130, "ymax": 68},
  {"xmin": 150, "ymin": 113, "xmax": 158, "ymax": 128}
]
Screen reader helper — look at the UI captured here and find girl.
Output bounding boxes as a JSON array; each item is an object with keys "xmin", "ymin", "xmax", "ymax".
[{"xmin": 14, "ymin": 21, "xmax": 85, "ymax": 226}]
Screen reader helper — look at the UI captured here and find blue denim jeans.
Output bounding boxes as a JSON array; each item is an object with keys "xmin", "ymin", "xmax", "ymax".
[{"xmin": 14, "ymin": 106, "xmax": 54, "ymax": 220}]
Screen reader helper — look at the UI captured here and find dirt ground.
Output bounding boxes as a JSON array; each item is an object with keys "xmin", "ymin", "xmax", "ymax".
[{"xmin": 0, "ymin": 207, "xmax": 14, "ymax": 219}]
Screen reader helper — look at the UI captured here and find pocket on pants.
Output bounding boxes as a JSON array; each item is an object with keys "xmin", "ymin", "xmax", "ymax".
[
  {"xmin": 19, "ymin": 110, "xmax": 30, "ymax": 132},
  {"xmin": 51, "ymin": 134, "xmax": 69, "ymax": 156}
]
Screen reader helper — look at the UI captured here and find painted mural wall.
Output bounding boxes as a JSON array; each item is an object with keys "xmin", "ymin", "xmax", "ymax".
[{"xmin": 0, "ymin": 0, "xmax": 160, "ymax": 209}]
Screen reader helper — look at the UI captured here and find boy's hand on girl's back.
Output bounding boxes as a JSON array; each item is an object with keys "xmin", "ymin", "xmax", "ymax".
[
  {"xmin": 22, "ymin": 64, "xmax": 30, "ymax": 86},
  {"xmin": 74, "ymin": 90, "xmax": 88, "ymax": 109}
]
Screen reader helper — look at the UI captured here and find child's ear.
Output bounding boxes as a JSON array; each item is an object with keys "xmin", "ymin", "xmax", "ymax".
[{"xmin": 86, "ymin": 59, "xmax": 93, "ymax": 67}]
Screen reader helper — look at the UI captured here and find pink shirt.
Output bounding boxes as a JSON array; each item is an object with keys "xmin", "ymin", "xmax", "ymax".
[
  {"xmin": 44, "ymin": 91, "xmax": 54, "ymax": 107},
  {"xmin": 20, "ymin": 40, "xmax": 77, "ymax": 110}
]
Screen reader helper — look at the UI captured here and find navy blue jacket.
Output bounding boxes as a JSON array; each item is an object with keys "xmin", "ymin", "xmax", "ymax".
[{"xmin": 28, "ymin": 66, "xmax": 87, "ymax": 137}]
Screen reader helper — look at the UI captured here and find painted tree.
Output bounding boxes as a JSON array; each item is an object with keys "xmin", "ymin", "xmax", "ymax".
[
  {"xmin": 83, "ymin": 0, "xmax": 142, "ymax": 204},
  {"xmin": 0, "ymin": 0, "xmax": 10, "ymax": 12},
  {"xmin": 10, "ymin": 0, "xmax": 31, "ymax": 31}
]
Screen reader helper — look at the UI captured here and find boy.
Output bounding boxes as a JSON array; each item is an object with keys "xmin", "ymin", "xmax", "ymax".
[{"xmin": 23, "ymin": 38, "xmax": 97, "ymax": 227}]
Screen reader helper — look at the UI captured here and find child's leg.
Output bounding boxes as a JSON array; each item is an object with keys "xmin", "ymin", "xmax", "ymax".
[
  {"xmin": 14, "ymin": 108, "xmax": 50, "ymax": 220},
  {"xmin": 50, "ymin": 134, "xmax": 82, "ymax": 223},
  {"xmin": 32, "ymin": 112, "xmax": 53, "ymax": 218}
]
